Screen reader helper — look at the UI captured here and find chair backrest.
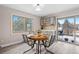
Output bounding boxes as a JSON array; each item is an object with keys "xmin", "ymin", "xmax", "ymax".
[
  {"xmin": 43, "ymin": 34, "xmax": 56, "ymax": 47},
  {"xmin": 22, "ymin": 34, "xmax": 35, "ymax": 48},
  {"xmin": 49, "ymin": 35, "xmax": 56, "ymax": 45},
  {"xmin": 22, "ymin": 34, "xmax": 28, "ymax": 43}
]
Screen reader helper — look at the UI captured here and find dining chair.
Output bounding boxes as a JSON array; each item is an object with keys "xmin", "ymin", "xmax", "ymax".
[
  {"xmin": 22, "ymin": 34, "xmax": 35, "ymax": 53},
  {"xmin": 43, "ymin": 34, "xmax": 56, "ymax": 54}
]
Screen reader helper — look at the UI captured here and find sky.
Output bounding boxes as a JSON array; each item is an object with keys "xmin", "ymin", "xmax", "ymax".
[
  {"xmin": 12, "ymin": 15, "xmax": 21, "ymax": 22},
  {"xmin": 58, "ymin": 17, "xmax": 79, "ymax": 24},
  {"xmin": 76, "ymin": 17, "xmax": 79, "ymax": 24}
]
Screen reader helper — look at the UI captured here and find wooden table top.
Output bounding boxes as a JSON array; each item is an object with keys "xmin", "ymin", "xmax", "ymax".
[{"xmin": 29, "ymin": 34, "xmax": 48, "ymax": 41}]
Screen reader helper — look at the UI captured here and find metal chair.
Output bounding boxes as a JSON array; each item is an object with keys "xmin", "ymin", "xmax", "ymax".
[
  {"xmin": 22, "ymin": 34, "xmax": 35, "ymax": 53},
  {"xmin": 43, "ymin": 34, "xmax": 56, "ymax": 54}
]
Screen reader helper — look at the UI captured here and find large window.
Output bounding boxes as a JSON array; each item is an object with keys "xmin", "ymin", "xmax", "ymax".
[
  {"xmin": 75, "ymin": 17, "xmax": 79, "ymax": 44},
  {"xmin": 12, "ymin": 15, "xmax": 32, "ymax": 32},
  {"xmin": 58, "ymin": 18, "xmax": 65, "ymax": 35},
  {"xmin": 75, "ymin": 17, "xmax": 79, "ymax": 36},
  {"xmin": 58, "ymin": 17, "xmax": 75, "ymax": 43},
  {"xmin": 64, "ymin": 17, "xmax": 74, "ymax": 35}
]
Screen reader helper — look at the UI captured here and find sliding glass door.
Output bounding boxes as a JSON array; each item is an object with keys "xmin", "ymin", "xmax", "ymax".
[
  {"xmin": 58, "ymin": 18, "xmax": 65, "ymax": 41},
  {"xmin": 75, "ymin": 17, "xmax": 79, "ymax": 44},
  {"xmin": 58, "ymin": 17, "xmax": 75, "ymax": 43}
]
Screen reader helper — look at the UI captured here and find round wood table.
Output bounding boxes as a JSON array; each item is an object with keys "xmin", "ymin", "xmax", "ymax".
[{"xmin": 29, "ymin": 34, "xmax": 48, "ymax": 54}]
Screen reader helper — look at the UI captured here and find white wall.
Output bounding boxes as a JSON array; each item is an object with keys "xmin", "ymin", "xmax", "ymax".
[
  {"xmin": 55, "ymin": 8, "xmax": 79, "ymax": 18},
  {"xmin": 0, "ymin": 5, "xmax": 40, "ymax": 44}
]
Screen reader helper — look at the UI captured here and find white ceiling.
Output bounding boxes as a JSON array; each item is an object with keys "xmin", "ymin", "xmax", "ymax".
[{"xmin": 2, "ymin": 4, "xmax": 79, "ymax": 16}]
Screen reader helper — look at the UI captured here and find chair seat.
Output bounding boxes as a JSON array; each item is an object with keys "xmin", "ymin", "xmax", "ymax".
[
  {"xmin": 1, "ymin": 43, "xmax": 31, "ymax": 54},
  {"xmin": 47, "ymin": 41, "xmax": 79, "ymax": 54}
]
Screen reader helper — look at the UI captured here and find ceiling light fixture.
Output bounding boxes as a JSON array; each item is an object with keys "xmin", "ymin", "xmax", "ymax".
[
  {"xmin": 36, "ymin": 7, "xmax": 41, "ymax": 11},
  {"xmin": 33, "ymin": 4, "xmax": 44, "ymax": 11}
]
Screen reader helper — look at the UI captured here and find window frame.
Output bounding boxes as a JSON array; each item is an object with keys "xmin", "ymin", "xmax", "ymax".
[
  {"xmin": 11, "ymin": 15, "xmax": 32, "ymax": 33},
  {"xmin": 57, "ymin": 15, "xmax": 79, "ymax": 45},
  {"xmin": 57, "ymin": 16, "xmax": 75, "ymax": 36}
]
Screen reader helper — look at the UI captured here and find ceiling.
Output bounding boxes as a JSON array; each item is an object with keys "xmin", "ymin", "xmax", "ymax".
[{"xmin": 2, "ymin": 4, "xmax": 79, "ymax": 16}]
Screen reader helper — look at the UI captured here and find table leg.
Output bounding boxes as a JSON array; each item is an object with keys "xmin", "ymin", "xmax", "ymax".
[
  {"xmin": 39, "ymin": 41, "xmax": 41, "ymax": 54},
  {"xmin": 38, "ymin": 41, "xmax": 40, "ymax": 54},
  {"xmin": 36, "ymin": 41, "xmax": 41, "ymax": 54}
]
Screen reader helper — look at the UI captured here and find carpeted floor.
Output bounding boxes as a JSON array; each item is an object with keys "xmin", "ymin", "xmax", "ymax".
[{"xmin": 0, "ymin": 43, "xmax": 52, "ymax": 54}]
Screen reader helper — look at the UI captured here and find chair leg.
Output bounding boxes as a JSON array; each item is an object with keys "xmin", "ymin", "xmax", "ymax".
[
  {"xmin": 23, "ymin": 46, "xmax": 34, "ymax": 54},
  {"xmin": 46, "ymin": 49, "xmax": 54, "ymax": 54},
  {"xmin": 44, "ymin": 47, "xmax": 54, "ymax": 54}
]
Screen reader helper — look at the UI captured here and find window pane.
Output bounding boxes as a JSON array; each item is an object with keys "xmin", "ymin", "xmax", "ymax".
[
  {"xmin": 58, "ymin": 18, "xmax": 65, "ymax": 32},
  {"xmin": 75, "ymin": 17, "xmax": 79, "ymax": 36},
  {"xmin": 58, "ymin": 17, "xmax": 75, "ymax": 43},
  {"xmin": 58, "ymin": 18, "xmax": 66, "ymax": 41},
  {"xmin": 12, "ymin": 15, "xmax": 24, "ymax": 32},
  {"xmin": 63, "ymin": 18, "xmax": 74, "ymax": 35},
  {"xmin": 75, "ymin": 17, "xmax": 79, "ymax": 44},
  {"xmin": 25, "ymin": 18, "xmax": 32, "ymax": 31}
]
